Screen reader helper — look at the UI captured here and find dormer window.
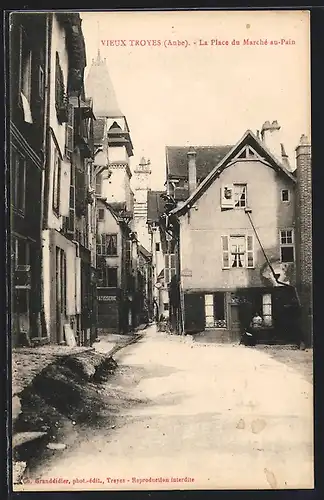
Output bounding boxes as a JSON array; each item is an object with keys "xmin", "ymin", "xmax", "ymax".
[
  {"xmin": 234, "ymin": 184, "xmax": 247, "ymax": 208},
  {"xmin": 220, "ymin": 183, "xmax": 247, "ymax": 209}
]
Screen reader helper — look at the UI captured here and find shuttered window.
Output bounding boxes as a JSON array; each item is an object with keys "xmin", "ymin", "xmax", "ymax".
[
  {"xmin": 11, "ymin": 148, "xmax": 26, "ymax": 214},
  {"xmin": 52, "ymin": 148, "xmax": 61, "ymax": 214},
  {"xmin": 96, "ymin": 234, "xmax": 118, "ymax": 256},
  {"xmin": 222, "ymin": 235, "xmax": 254, "ymax": 269},
  {"xmin": 246, "ymin": 235, "xmax": 254, "ymax": 268},
  {"xmin": 65, "ymin": 103, "xmax": 74, "ymax": 158},
  {"xmin": 165, "ymin": 253, "xmax": 176, "ymax": 284},
  {"xmin": 221, "ymin": 236, "xmax": 230, "ymax": 269}
]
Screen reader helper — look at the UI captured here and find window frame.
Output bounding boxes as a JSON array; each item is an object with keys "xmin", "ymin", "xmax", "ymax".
[
  {"xmin": 52, "ymin": 147, "xmax": 62, "ymax": 215},
  {"xmin": 221, "ymin": 234, "xmax": 255, "ymax": 269},
  {"xmin": 233, "ymin": 183, "xmax": 247, "ymax": 209},
  {"xmin": 281, "ymin": 189, "xmax": 290, "ymax": 202},
  {"xmin": 19, "ymin": 26, "xmax": 32, "ymax": 104},
  {"xmin": 204, "ymin": 292, "xmax": 227, "ymax": 329},
  {"xmin": 279, "ymin": 229, "xmax": 295, "ymax": 263},
  {"xmin": 11, "ymin": 147, "xmax": 26, "ymax": 215},
  {"xmin": 98, "ymin": 208, "xmax": 105, "ymax": 221},
  {"xmin": 164, "ymin": 253, "xmax": 176, "ymax": 285},
  {"xmin": 262, "ymin": 293, "xmax": 273, "ymax": 327}
]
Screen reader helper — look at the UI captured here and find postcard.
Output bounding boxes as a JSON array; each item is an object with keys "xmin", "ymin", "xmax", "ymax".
[{"xmin": 9, "ymin": 9, "xmax": 312, "ymax": 492}]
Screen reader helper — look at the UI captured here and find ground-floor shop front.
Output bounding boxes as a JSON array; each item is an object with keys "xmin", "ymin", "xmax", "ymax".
[
  {"xmin": 12, "ymin": 233, "xmax": 43, "ymax": 347},
  {"xmin": 181, "ymin": 286, "xmax": 301, "ymax": 344},
  {"xmin": 42, "ymin": 230, "xmax": 96, "ymax": 346}
]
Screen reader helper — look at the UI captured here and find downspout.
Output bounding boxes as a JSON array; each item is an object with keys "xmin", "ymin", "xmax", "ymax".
[
  {"xmin": 40, "ymin": 13, "xmax": 52, "ymax": 339},
  {"xmin": 245, "ymin": 209, "xmax": 301, "ymax": 307}
]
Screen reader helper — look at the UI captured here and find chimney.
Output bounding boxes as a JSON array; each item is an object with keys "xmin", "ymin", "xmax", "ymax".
[
  {"xmin": 187, "ymin": 147, "xmax": 197, "ymax": 195},
  {"xmin": 295, "ymin": 134, "xmax": 312, "ymax": 346},
  {"xmin": 261, "ymin": 120, "xmax": 282, "ymax": 162}
]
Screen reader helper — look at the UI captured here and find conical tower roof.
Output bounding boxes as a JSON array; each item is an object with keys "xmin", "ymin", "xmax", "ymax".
[{"xmin": 86, "ymin": 49, "xmax": 123, "ymax": 118}]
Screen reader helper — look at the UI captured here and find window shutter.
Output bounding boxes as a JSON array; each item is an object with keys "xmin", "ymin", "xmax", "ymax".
[
  {"xmin": 220, "ymin": 184, "xmax": 234, "ymax": 208},
  {"xmin": 65, "ymin": 104, "xmax": 74, "ymax": 158},
  {"xmin": 221, "ymin": 236, "xmax": 230, "ymax": 268},
  {"xmin": 60, "ymin": 160, "xmax": 71, "ymax": 217},
  {"xmin": 246, "ymin": 235, "xmax": 254, "ymax": 268}
]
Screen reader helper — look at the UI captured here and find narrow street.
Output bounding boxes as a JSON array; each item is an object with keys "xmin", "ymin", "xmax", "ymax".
[{"xmin": 23, "ymin": 325, "xmax": 313, "ymax": 491}]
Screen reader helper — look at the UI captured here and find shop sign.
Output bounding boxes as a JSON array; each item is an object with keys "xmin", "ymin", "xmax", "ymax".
[{"xmin": 98, "ymin": 295, "xmax": 117, "ymax": 302}]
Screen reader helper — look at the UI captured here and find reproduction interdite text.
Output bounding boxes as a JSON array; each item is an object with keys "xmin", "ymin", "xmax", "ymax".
[
  {"xmin": 21, "ymin": 476, "xmax": 196, "ymax": 486},
  {"xmin": 101, "ymin": 38, "xmax": 296, "ymax": 48}
]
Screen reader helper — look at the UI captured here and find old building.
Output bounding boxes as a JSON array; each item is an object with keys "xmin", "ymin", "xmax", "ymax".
[
  {"xmin": 170, "ymin": 125, "xmax": 300, "ymax": 344},
  {"xmin": 95, "ymin": 198, "xmax": 134, "ymax": 333},
  {"xmin": 10, "ymin": 13, "xmax": 48, "ymax": 346},
  {"xmin": 295, "ymin": 134, "xmax": 312, "ymax": 347},
  {"xmin": 133, "ymin": 157, "xmax": 152, "ymax": 250},
  {"xmin": 86, "ymin": 50, "xmax": 148, "ymax": 334},
  {"xmin": 137, "ymin": 244, "xmax": 153, "ymax": 323},
  {"xmin": 147, "ymin": 191, "xmax": 168, "ymax": 321},
  {"xmin": 41, "ymin": 13, "xmax": 96, "ymax": 346}
]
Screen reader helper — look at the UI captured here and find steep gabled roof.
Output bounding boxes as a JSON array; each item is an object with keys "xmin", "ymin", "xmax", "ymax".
[
  {"xmin": 166, "ymin": 145, "xmax": 233, "ymax": 181},
  {"xmin": 147, "ymin": 191, "xmax": 167, "ymax": 223},
  {"xmin": 85, "ymin": 51, "xmax": 123, "ymax": 118},
  {"xmin": 172, "ymin": 129, "xmax": 296, "ymax": 217}
]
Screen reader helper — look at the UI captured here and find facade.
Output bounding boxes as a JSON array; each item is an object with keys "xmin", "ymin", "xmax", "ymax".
[
  {"xmin": 10, "ymin": 13, "xmax": 48, "ymax": 346},
  {"xmin": 41, "ymin": 13, "xmax": 96, "ymax": 346},
  {"xmin": 86, "ymin": 51, "xmax": 143, "ymax": 334},
  {"xmin": 295, "ymin": 135, "xmax": 312, "ymax": 347},
  {"xmin": 96, "ymin": 198, "xmax": 139, "ymax": 333},
  {"xmin": 170, "ymin": 126, "xmax": 301, "ymax": 344},
  {"xmin": 147, "ymin": 191, "xmax": 169, "ymax": 321},
  {"xmin": 137, "ymin": 245, "xmax": 153, "ymax": 324},
  {"xmin": 133, "ymin": 157, "xmax": 152, "ymax": 250}
]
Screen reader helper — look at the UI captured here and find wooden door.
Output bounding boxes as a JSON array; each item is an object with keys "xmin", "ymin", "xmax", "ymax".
[{"xmin": 230, "ymin": 304, "xmax": 242, "ymax": 342}]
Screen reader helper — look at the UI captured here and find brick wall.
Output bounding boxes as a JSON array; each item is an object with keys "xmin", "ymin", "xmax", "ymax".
[{"xmin": 295, "ymin": 135, "xmax": 313, "ymax": 346}]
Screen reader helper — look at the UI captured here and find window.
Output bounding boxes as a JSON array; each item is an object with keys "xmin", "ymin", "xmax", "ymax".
[
  {"xmin": 281, "ymin": 189, "xmax": 290, "ymax": 202},
  {"xmin": 222, "ymin": 235, "xmax": 254, "ymax": 269},
  {"xmin": 165, "ymin": 253, "xmax": 176, "ymax": 284},
  {"xmin": 164, "ymin": 302, "xmax": 169, "ymax": 311},
  {"xmin": 96, "ymin": 234, "xmax": 118, "ymax": 256},
  {"xmin": 19, "ymin": 27, "xmax": 32, "ymax": 104},
  {"xmin": 56, "ymin": 247, "xmax": 67, "ymax": 315},
  {"xmin": 107, "ymin": 267, "xmax": 118, "ymax": 288},
  {"xmin": 125, "ymin": 240, "xmax": 132, "ymax": 265},
  {"xmin": 98, "ymin": 208, "xmax": 104, "ymax": 221},
  {"xmin": 38, "ymin": 65, "xmax": 44, "ymax": 98},
  {"xmin": 53, "ymin": 148, "xmax": 62, "ymax": 214},
  {"xmin": 205, "ymin": 293, "xmax": 226, "ymax": 328},
  {"xmin": 11, "ymin": 148, "xmax": 26, "ymax": 214},
  {"xmin": 262, "ymin": 293, "xmax": 272, "ymax": 327},
  {"xmin": 234, "ymin": 184, "xmax": 247, "ymax": 208},
  {"xmin": 280, "ymin": 229, "xmax": 294, "ymax": 263},
  {"xmin": 155, "ymin": 242, "xmax": 160, "ymax": 252},
  {"xmin": 95, "ymin": 173, "xmax": 102, "ymax": 195},
  {"xmin": 12, "ymin": 237, "xmax": 29, "ymax": 269},
  {"xmin": 55, "ymin": 52, "xmax": 68, "ymax": 123}
]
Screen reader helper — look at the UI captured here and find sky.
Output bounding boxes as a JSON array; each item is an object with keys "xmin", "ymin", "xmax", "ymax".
[{"xmin": 80, "ymin": 10, "xmax": 311, "ymax": 190}]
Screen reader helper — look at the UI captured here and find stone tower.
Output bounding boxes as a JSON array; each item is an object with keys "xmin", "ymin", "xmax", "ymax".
[
  {"xmin": 133, "ymin": 157, "xmax": 152, "ymax": 250},
  {"xmin": 85, "ymin": 50, "xmax": 134, "ymax": 213}
]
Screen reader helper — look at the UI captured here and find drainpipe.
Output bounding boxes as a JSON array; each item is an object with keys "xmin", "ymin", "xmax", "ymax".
[
  {"xmin": 245, "ymin": 208, "xmax": 301, "ymax": 307},
  {"xmin": 39, "ymin": 13, "xmax": 52, "ymax": 340}
]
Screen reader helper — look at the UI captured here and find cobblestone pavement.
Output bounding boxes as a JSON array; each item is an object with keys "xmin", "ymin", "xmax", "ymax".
[{"xmin": 16, "ymin": 325, "xmax": 314, "ymax": 491}]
